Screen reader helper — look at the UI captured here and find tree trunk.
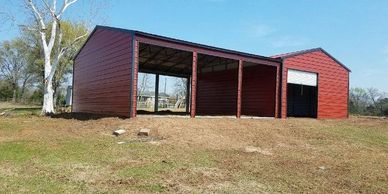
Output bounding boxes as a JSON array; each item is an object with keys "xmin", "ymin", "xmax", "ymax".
[
  {"xmin": 43, "ymin": 79, "xmax": 55, "ymax": 114},
  {"xmin": 42, "ymin": 58, "xmax": 55, "ymax": 114},
  {"xmin": 20, "ymin": 76, "xmax": 30, "ymax": 102},
  {"xmin": 12, "ymin": 87, "xmax": 17, "ymax": 103},
  {"xmin": 53, "ymin": 83, "xmax": 58, "ymax": 107}
]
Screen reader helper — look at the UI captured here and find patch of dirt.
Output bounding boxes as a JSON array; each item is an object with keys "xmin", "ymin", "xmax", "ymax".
[
  {"xmin": 165, "ymin": 167, "xmax": 233, "ymax": 192},
  {"xmin": 0, "ymin": 163, "xmax": 19, "ymax": 176},
  {"xmin": 203, "ymin": 180, "xmax": 270, "ymax": 193},
  {"xmin": 243, "ymin": 146, "xmax": 273, "ymax": 155}
]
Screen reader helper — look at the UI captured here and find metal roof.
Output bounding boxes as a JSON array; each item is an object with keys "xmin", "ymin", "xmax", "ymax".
[
  {"xmin": 74, "ymin": 25, "xmax": 281, "ymax": 63},
  {"xmin": 271, "ymin": 47, "xmax": 351, "ymax": 72}
]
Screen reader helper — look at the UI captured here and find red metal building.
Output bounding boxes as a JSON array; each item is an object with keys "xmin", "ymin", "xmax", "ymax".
[
  {"xmin": 72, "ymin": 26, "xmax": 350, "ymax": 119},
  {"xmin": 273, "ymin": 48, "xmax": 351, "ymax": 119}
]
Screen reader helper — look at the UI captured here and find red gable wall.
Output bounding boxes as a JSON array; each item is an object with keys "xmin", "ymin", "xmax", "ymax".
[
  {"xmin": 73, "ymin": 29, "xmax": 133, "ymax": 116},
  {"xmin": 281, "ymin": 50, "xmax": 349, "ymax": 119}
]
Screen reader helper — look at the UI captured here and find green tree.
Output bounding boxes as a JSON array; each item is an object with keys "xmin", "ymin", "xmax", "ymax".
[
  {"xmin": 51, "ymin": 21, "xmax": 88, "ymax": 105},
  {"xmin": 20, "ymin": 20, "xmax": 88, "ymax": 107},
  {"xmin": 0, "ymin": 38, "xmax": 35, "ymax": 102},
  {"xmin": 349, "ymin": 87, "xmax": 369, "ymax": 115},
  {"xmin": 0, "ymin": 80, "xmax": 13, "ymax": 100},
  {"xmin": 22, "ymin": 0, "xmax": 89, "ymax": 114},
  {"xmin": 375, "ymin": 98, "xmax": 388, "ymax": 116}
]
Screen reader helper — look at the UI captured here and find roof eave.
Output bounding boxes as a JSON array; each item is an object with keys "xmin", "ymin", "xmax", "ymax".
[
  {"xmin": 276, "ymin": 48, "xmax": 351, "ymax": 72},
  {"xmin": 133, "ymin": 30, "xmax": 281, "ymax": 63},
  {"xmin": 89, "ymin": 25, "xmax": 281, "ymax": 63}
]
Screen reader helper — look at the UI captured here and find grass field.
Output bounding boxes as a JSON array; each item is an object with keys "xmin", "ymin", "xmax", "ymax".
[
  {"xmin": 0, "ymin": 102, "xmax": 41, "ymax": 116},
  {"xmin": 0, "ymin": 106, "xmax": 387, "ymax": 193}
]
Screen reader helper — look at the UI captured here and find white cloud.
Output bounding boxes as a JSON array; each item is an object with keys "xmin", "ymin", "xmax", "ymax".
[
  {"xmin": 270, "ymin": 36, "xmax": 310, "ymax": 48},
  {"xmin": 250, "ymin": 24, "xmax": 275, "ymax": 38},
  {"xmin": 245, "ymin": 23, "xmax": 309, "ymax": 49}
]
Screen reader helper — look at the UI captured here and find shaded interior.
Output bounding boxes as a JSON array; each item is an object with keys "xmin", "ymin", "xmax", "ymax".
[
  {"xmin": 137, "ymin": 42, "xmax": 278, "ymax": 117},
  {"xmin": 287, "ymin": 83, "xmax": 318, "ymax": 118}
]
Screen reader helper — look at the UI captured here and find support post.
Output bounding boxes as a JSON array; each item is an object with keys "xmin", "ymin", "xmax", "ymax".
[
  {"xmin": 190, "ymin": 52, "xmax": 197, "ymax": 118},
  {"xmin": 281, "ymin": 67, "xmax": 288, "ymax": 119},
  {"xmin": 154, "ymin": 74, "xmax": 159, "ymax": 113},
  {"xmin": 275, "ymin": 65, "xmax": 280, "ymax": 118},
  {"xmin": 237, "ymin": 59, "xmax": 243, "ymax": 118},
  {"xmin": 186, "ymin": 76, "xmax": 190, "ymax": 113},
  {"xmin": 130, "ymin": 40, "xmax": 139, "ymax": 118}
]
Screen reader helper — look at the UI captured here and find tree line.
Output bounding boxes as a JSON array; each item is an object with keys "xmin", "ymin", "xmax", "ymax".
[{"xmin": 349, "ymin": 87, "xmax": 388, "ymax": 116}]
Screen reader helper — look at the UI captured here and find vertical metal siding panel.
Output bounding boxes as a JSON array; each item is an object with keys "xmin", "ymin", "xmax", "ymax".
[
  {"xmin": 347, "ymin": 72, "xmax": 350, "ymax": 118},
  {"xmin": 72, "ymin": 29, "xmax": 132, "ymax": 117},
  {"xmin": 196, "ymin": 69, "xmax": 238, "ymax": 115},
  {"xmin": 283, "ymin": 51, "xmax": 349, "ymax": 119},
  {"xmin": 241, "ymin": 65, "xmax": 277, "ymax": 117}
]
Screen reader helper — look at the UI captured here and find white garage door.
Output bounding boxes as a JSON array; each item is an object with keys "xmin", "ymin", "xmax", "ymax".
[{"xmin": 287, "ymin": 69, "xmax": 317, "ymax": 86}]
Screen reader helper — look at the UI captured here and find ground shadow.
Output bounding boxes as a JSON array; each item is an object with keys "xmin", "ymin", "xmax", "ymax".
[
  {"xmin": 49, "ymin": 112, "xmax": 128, "ymax": 121},
  {"xmin": 137, "ymin": 110, "xmax": 189, "ymax": 116}
]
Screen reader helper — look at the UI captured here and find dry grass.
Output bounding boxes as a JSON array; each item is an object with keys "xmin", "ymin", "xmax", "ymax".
[
  {"xmin": 0, "ymin": 102, "xmax": 40, "ymax": 109},
  {"xmin": 0, "ymin": 114, "xmax": 387, "ymax": 193}
]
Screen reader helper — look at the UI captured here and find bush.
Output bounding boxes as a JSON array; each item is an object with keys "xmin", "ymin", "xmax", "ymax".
[
  {"xmin": 0, "ymin": 81, "xmax": 13, "ymax": 99},
  {"xmin": 28, "ymin": 90, "xmax": 43, "ymax": 105},
  {"xmin": 56, "ymin": 93, "xmax": 66, "ymax": 107}
]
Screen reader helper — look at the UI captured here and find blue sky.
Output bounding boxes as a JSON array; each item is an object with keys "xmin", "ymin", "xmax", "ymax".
[{"xmin": 1, "ymin": 0, "xmax": 388, "ymax": 92}]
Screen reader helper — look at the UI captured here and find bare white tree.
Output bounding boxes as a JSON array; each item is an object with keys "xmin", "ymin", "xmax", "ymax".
[
  {"xmin": 24, "ymin": 0, "xmax": 88, "ymax": 114},
  {"xmin": 138, "ymin": 73, "xmax": 151, "ymax": 100},
  {"xmin": 174, "ymin": 78, "xmax": 188, "ymax": 108}
]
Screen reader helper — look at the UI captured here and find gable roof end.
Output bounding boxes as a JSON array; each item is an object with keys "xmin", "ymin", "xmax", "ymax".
[{"xmin": 271, "ymin": 48, "xmax": 351, "ymax": 72}]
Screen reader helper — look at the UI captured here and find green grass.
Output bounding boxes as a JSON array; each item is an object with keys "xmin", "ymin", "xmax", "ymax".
[
  {"xmin": 0, "ymin": 121, "xmax": 24, "ymax": 134},
  {"xmin": 0, "ymin": 107, "xmax": 41, "ymax": 116},
  {"xmin": 0, "ymin": 136, "xmax": 218, "ymax": 193},
  {"xmin": 118, "ymin": 162, "xmax": 171, "ymax": 180},
  {"xmin": 0, "ymin": 141, "xmax": 35, "ymax": 164},
  {"xmin": 325, "ymin": 126, "xmax": 388, "ymax": 146}
]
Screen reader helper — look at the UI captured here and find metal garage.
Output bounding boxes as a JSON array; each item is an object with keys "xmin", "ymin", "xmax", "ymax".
[
  {"xmin": 72, "ymin": 26, "xmax": 350, "ymax": 119},
  {"xmin": 272, "ymin": 48, "xmax": 351, "ymax": 119}
]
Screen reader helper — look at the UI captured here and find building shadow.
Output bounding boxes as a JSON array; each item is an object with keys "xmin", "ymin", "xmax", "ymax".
[
  {"xmin": 49, "ymin": 112, "xmax": 128, "ymax": 121},
  {"xmin": 137, "ymin": 110, "xmax": 189, "ymax": 116}
]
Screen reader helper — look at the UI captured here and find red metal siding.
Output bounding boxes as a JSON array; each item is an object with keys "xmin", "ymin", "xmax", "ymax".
[
  {"xmin": 281, "ymin": 50, "xmax": 349, "ymax": 119},
  {"xmin": 196, "ymin": 69, "xmax": 238, "ymax": 115},
  {"xmin": 242, "ymin": 65, "xmax": 277, "ymax": 117},
  {"xmin": 73, "ymin": 28, "xmax": 132, "ymax": 116}
]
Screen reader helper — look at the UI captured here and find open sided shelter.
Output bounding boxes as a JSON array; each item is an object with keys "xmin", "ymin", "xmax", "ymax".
[{"xmin": 72, "ymin": 26, "xmax": 282, "ymax": 118}]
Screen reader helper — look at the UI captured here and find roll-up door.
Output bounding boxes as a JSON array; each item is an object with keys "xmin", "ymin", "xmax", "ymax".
[{"xmin": 287, "ymin": 69, "xmax": 317, "ymax": 86}]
